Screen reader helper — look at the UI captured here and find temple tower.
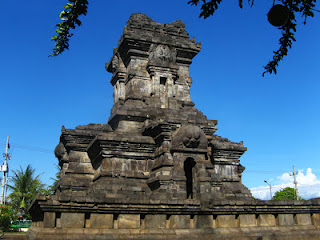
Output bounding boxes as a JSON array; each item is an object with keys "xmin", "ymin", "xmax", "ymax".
[{"xmin": 27, "ymin": 13, "xmax": 320, "ymax": 240}]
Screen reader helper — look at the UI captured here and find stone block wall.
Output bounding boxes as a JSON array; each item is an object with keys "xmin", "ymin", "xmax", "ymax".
[
  {"xmin": 39, "ymin": 211, "xmax": 320, "ymax": 230},
  {"xmin": 28, "ymin": 210, "xmax": 320, "ymax": 240}
]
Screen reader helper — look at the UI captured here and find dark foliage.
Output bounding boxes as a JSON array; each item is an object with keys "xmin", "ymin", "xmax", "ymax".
[
  {"xmin": 50, "ymin": 0, "xmax": 88, "ymax": 57},
  {"xmin": 51, "ymin": 0, "xmax": 318, "ymax": 76},
  {"xmin": 188, "ymin": 0, "xmax": 318, "ymax": 76}
]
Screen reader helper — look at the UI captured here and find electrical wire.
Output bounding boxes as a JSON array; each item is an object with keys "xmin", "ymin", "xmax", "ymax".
[{"xmin": 8, "ymin": 143, "xmax": 53, "ymax": 154}]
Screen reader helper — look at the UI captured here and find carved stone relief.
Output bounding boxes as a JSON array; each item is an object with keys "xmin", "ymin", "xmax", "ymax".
[
  {"xmin": 149, "ymin": 44, "xmax": 176, "ymax": 63},
  {"xmin": 111, "ymin": 55, "xmax": 119, "ymax": 73},
  {"xmin": 183, "ymin": 126, "xmax": 201, "ymax": 148},
  {"xmin": 172, "ymin": 125, "xmax": 207, "ymax": 150},
  {"xmin": 54, "ymin": 142, "xmax": 69, "ymax": 168}
]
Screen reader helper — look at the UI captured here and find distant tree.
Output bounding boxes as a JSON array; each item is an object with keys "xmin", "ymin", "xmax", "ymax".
[
  {"xmin": 48, "ymin": 164, "xmax": 61, "ymax": 194},
  {"xmin": 7, "ymin": 165, "xmax": 47, "ymax": 218},
  {"xmin": 271, "ymin": 187, "xmax": 305, "ymax": 200},
  {"xmin": 51, "ymin": 0, "xmax": 319, "ymax": 76}
]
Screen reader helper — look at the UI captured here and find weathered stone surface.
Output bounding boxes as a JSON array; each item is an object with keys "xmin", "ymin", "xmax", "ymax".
[
  {"xmin": 312, "ymin": 213, "xmax": 320, "ymax": 226},
  {"xmin": 295, "ymin": 213, "xmax": 312, "ymax": 226},
  {"xmin": 278, "ymin": 214, "xmax": 294, "ymax": 226},
  {"xmin": 56, "ymin": 218, "xmax": 61, "ymax": 228},
  {"xmin": 118, "ymin": 214, "xmax": 140, "ymax": 229},
  {"xmin": 90, "ymin": 213, "xmax": 113, "ymax": 229},
  {"xmin": 26, "ymin": 12, "xmax": 320, "ymax": 240},
  {"xmin": 239, "ymin": 214, "xmax": 256, "ymax": 227},
  {"xmin": 258, "ymin": 214, "xmax": 276, "ymax": 227},
  {"xmin": 61, "ymin": 213, "xmax": 85, "ymax": 228},
  {"xmin": 145, "ymin": 214, "xmax": 166, "ymax": 229},
  {"xmin": 170, "ymin": 215, "xmax": 190, "ymax": 229},
  {"xmin": 43, "ymin": 212, "xmax": 56, "ymax": 228},
  {"xmin": 216, "ymin": 215, "xmax": 237, "ymax": 228},
  {"xmin": 194, "ymin": 215, "xmax": 213, "ymax": 228}
]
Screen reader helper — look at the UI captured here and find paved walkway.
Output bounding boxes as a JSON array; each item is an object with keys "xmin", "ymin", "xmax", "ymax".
[{"xmin": 1, "ymin": 233, "xmax": 27, "ymax": 239}]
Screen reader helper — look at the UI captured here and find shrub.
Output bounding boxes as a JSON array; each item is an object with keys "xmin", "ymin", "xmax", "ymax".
[{"xmin": 0, "ymin": 204, "xmax": 17, "ymax": 231}]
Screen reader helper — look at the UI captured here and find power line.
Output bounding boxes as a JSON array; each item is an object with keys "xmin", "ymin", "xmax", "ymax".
[
  {"xmin": 10, "ymin": 143, "xmax": 53, "ymax": 154},
  {"xmin": 246, "ymin": 169, "xmax": 320, "ymax": 174},
  {"xmin": 245, "ymin": 170, "xmax": 290, "ymax": 174},
  {"xmin": 2, "ymin": 140, "xmax": 53, "ymax": 154}
]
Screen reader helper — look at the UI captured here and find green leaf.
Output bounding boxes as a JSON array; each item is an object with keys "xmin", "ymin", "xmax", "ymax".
[
  {"xmin": 51, "ymin": 0, "xmax": 88, "ymax": 56},
  {"xmin": 59, "ymin": 10, "xmax": 66, "ymax": 18},
  {"xmin": 75, "ymin": 19, "xmax": 82, "ymax": 26},
  {"xmin": 64, "ymin": 3, "xmax": 73, "ymax": 9}
]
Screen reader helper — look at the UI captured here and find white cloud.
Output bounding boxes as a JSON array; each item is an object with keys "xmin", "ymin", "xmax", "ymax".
[
  {"xmin": 250, "ymin": 185, "xmax": 272, "ymax": 200},
  {"xmin": 250, "ymin": 168, "xmax": 320, "ymax": 200}
]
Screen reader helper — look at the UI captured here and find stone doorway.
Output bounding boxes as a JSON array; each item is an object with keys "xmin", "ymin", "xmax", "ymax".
[{"xmin": 184, "ymin": 157, "xmax": 196, "ymax": 199}]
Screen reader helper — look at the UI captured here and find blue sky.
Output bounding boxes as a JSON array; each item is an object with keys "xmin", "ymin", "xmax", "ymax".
[{"xmin": 1, "ymin": 0, "xmax": 319, "ymax": 200}]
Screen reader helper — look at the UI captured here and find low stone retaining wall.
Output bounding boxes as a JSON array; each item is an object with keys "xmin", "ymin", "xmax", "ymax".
[
  {"xmin": 27, "ymin": 200, "xmax": 320, "ymax": 239},
  {"xmin": 34, "ymin": 212, "xmax": 320, "ymax": 229}
]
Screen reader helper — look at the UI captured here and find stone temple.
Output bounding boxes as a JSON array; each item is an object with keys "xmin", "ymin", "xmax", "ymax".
[{"xmin": 27, "ymin": 13, "xmax": 320, "ymax": 239}]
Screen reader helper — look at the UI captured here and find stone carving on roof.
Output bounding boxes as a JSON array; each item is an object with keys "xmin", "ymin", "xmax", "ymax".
[{"xmin": 149, "ymin": 44, "xmax": 176, "ymax": 64}]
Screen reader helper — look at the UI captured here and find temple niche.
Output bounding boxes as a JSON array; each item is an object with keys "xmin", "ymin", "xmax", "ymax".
[{"xmin": 27, "ymin": 13, "xmax": 320, "ymax": 240}]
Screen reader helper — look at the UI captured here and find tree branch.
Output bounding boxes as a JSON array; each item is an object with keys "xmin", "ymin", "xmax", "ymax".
[{"xmin": 50, "ymin": 0, "xmax": 88, "ymax": 57}]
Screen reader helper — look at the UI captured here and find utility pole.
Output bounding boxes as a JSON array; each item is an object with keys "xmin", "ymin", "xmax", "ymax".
[
  {"xmin": 264, "ymin": 180, "xmax": 272, "ymax": 200},
  {"xmin": 1, "ymin": 136, "xmax": 9, "ymax": 205},
  {"xmin": 293, "ymin": 165, "xmax": 299, "ymax": 200}
]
